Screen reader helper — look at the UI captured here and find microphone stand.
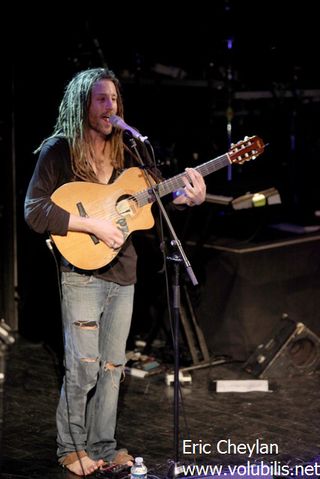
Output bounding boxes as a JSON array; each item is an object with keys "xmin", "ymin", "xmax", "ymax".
[{"xmin": 126, "ymin": 134, "xmax": 198, "ymax": 476}]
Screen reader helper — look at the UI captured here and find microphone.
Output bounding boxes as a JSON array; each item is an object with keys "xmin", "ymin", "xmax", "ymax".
[{"xmin": 109, "ymin": 115, "xmax": 148, "ymax": 143}]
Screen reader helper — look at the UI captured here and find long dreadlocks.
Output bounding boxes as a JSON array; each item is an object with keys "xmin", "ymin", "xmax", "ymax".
[{"xmin": 37, "ymin": 68, "xmax": 126, "ymax": 182}]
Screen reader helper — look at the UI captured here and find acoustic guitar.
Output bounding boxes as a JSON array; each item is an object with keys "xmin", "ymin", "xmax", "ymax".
[{"xmin": 51, "ymin": 135, "xmax": 265, "ymax": 269}]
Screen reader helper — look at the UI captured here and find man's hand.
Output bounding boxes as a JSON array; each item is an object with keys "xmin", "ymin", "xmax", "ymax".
[
  {"xmin": 173, "ymin": 168, "xmax": 206, "ymax": 207},
  {"xmin": 68, "ymin": 214, "xmax": 125, "ymax": 249}
]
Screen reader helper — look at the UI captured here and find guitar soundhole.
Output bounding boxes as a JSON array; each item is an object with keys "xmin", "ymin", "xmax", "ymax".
[{"xmin": 116, "ymin": 194, "xmax": 138, "ymax": 217}]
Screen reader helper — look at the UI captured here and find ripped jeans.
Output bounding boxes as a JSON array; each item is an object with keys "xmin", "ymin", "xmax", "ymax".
[{"xmin": 56, "ymin": 272, "xmax": 134, "ymax": 462}]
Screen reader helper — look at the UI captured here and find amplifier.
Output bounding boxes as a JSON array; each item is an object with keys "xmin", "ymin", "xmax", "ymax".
[{"xmin": 243, "ymin": 315, "xmax": 320, "ymax": 378}]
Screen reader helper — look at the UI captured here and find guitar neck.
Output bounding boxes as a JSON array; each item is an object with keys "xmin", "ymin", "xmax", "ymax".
[
  {"xmin": 134, "ymin": 132, "xmax": 265, "ymax": 207},
  {"xmin": 158, "ymin": 152, "xmax": 230, "ymax": 198},
  {"xmin": 135, "ymin": 153, "xmax": 230, "ymax": 207}
]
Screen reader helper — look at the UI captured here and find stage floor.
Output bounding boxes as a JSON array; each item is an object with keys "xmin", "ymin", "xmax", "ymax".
[{"xmin": 2, "ymin": 336, "xmax": 320, "ymax": 478}]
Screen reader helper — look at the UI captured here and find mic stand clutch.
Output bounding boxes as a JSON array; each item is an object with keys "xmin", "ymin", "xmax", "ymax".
[{"xmin": 126, "ymin": 134, "xmax": 198, "ymax": 476}]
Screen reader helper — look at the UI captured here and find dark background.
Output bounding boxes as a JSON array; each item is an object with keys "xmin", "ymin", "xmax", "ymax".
[{"xmin": 2, "ymin": 1, "xmax": 320, "ymax": 359}]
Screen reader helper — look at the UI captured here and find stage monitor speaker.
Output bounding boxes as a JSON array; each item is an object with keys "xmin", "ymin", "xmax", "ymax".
[{"xmin": 243, "ymin": 314, "xmax": 320, "ymax": 378}]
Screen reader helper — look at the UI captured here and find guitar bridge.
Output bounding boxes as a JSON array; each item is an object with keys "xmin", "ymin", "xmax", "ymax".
[{"xmin": 76, "ymin": 202, "xmax": 100, "ymax": 245}]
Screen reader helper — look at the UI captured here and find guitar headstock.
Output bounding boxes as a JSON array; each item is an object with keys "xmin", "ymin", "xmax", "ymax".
[{"xmin": 229, "ymin": 136, "xmax": 265, "ymax": 164}]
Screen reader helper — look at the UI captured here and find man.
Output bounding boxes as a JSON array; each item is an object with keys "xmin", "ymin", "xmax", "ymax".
[{"xmin": 24, "ymin": 67, "xmax": 206, "ymax": 476}]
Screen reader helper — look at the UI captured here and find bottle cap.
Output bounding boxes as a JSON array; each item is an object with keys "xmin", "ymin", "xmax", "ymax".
[{"xmin": 135, "ymin": 457, "xmax": 143, "ymax": 463}]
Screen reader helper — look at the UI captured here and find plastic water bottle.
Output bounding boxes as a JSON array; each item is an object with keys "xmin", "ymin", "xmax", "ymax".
[{"xmin": 130, "ymin": 457, "xmax": 148, "ymax": 479}]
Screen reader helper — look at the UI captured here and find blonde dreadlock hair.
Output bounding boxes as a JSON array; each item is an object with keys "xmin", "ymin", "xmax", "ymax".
[{"xmin": 38, "ymin": 68, "xmax": 126, "ymax": 182}]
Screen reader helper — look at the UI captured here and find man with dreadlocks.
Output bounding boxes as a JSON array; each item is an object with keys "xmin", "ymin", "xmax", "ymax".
[{"xmin": 24, "ymin": 67, "xmax": 206, "ymax": 476}]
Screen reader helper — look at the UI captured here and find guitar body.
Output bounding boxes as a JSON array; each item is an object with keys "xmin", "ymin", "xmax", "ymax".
[
  {"xmin": 50, "ymin": 136, "xmax": 265, "ymax": 270},
  {"xmin": 51, "ymin": 167, "xmax": 155, "ymax": 270}
]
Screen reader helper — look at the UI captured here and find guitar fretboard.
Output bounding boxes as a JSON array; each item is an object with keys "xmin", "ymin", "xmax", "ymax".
[{"xmin": 135, "ymin": 153, "xmax": 230, "ymax": 207}]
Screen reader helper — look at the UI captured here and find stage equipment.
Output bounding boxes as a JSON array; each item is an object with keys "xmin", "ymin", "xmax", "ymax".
[
  {"xmin": 243, "ymin": 314, "xmax": 320, "ymax": 378},
  {"xmin": 205, "ymin": 187, "xmax": 281, "ymax": 209}
]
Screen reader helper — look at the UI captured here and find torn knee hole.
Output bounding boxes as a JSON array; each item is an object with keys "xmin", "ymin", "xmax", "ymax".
[
  {"xmin": 80, "ymin": 357, "xmax": 99, "ymax": 363},
  {"xmin": 73, "ymin": 321, "xmax": 98, "ymax": 330},
  {"xmin": 104, "ymin": 362, "xmax": 122, "ymax": 371}
]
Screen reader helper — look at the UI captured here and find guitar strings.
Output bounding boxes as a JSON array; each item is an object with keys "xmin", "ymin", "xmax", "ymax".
[{"xmin": 71, "ymin": 154, "xmax": 232, "ymax": 222}]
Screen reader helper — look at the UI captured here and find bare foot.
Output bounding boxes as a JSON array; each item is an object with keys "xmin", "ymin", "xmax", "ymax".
[
  {"xmin": 66, "ymin": 456, "xmax": 104, "ymax": 476},
  {"xmin": 113, "ymin": 450, "xmax": 134, "ymax": 467}
]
